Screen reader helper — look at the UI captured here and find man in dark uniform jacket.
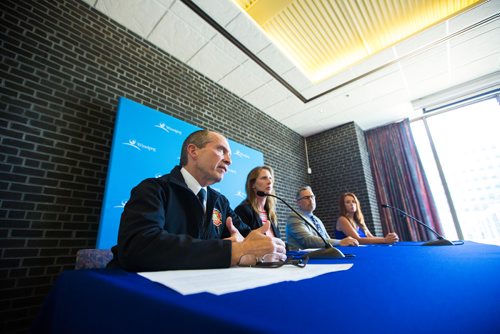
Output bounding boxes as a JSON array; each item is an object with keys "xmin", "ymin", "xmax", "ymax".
[{"xmin": 108, "ymin": 130, "xmax": 286, "ymax": 272}]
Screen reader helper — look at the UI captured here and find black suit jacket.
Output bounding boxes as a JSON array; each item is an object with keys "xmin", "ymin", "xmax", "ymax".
[
  {"xmin": 234, "ymin": 201, "xmax": 281, "ymax": 238},
  {"xmin": 108, "ymin": 166, "xmax": 251, "ymax": 272}
]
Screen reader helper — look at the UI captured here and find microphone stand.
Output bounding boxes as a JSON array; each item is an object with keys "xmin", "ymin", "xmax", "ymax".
[
  {"xmin": 257, "ymin": 191, "xmax": 346, "ymax": 258},
  {"xmin": 382, "ymin": 204, "xmax": 454, "ymax": 246}
]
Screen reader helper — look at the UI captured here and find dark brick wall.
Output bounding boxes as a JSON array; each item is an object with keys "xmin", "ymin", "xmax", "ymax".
[
  {"xmin": 307, "ymin": 122, "xmax": 382, "ymax": 237},
  {"xmin": 0, "ymin": 0, "xmax": 308, "ymax": 332}
]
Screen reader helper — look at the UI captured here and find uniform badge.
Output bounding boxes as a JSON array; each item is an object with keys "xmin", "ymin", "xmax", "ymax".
[{"xmin": 212, "ymin": 209, "xmax": 222, "ymax": 227}]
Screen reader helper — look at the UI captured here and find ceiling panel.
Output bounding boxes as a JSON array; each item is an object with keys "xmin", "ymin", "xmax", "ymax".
[
  {"xmin": 280, "ymin": 67, "xmax": 312, "ymax": 91},
  {"xmin": 210, "ymin": 34, "xmax": 249, "ymax": 65},
  {"xmin": 449, "ymin": 0, "xmax": 500, "ymax": 33},
  {"xmin": 350, "ymin": 103, "xmax": 415, "ymax": 131},
  {"xmin": 349, "ymin": 47, "xmax": 397, "ymax": 77},
  {"xmin": 301, "ymin": 68, "xmax": 356, "ymax": 99},
  {"xmin": 148, "ymin": 9, "xmax": 210, "ymax": 62},
  {"xmin": 452, "ymin": 53, "xmax": 500, "ymax": 85},
  {"xmin": 394, "ymin": 22, "xmax": 448, "ymax": 58},
  {"xmin": 256, "ymin": 44, "xmax": 296, "ymax": 75},
  {"xmin": 187, "ymin": 41, "xmax": 241, "ymax": 82},
  {"xmin": 88, "ymin": 0, "xmax": 500, "ymax": 136},
  {"xmin": 191, "ymin": 0, "xmax": 240, "ymax": 27},
  {"xmin": 316, "ymin": 96, "xmax": 357, "ymax": 120},
  {"xmin": 317, "ymin": 90, "xmax": 413, "ymax": 130},
  {"xmin": 358, "ymin": 67, "xmax": 407, "ymax": 100},
  {"xmin": 234, "ymin": 0, "xmax": 483, "ymax": 82},
  {"xmin": 450, "ymin": 21, "xmax": 500, "ymax": 67},
  {"xmin": 264, "ymin": 96, "xmax": 304, "ymax": 120},
  {"xmin": 169, "ymin": 1, "xmax": 217, "ymax": 40},
  {"xmin": 218, "ymin": 62, "xmax": 269, "ymax": 97},
  {"xmin": 243, "ymin": 80, "xmax": 292, "ymax": 110},
  {"xmin": 224, "ymin": 12, "xmax": 272, "ymax": 53},
  {"xmin": 236, "ymin": 59, "xmax": 275, "ymax": 93},
  {"xmin": 96, "ymin": 0, "xmax": 172, "ymax": 39},
  {"xmin": 401, "ymin": 45, "xmax": 450, "ymax": 93}
]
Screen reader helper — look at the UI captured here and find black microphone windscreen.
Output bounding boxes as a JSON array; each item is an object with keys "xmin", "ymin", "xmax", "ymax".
[{"xmin": 256, "ymin": 191, "xmax": 268, "ymax": 197}]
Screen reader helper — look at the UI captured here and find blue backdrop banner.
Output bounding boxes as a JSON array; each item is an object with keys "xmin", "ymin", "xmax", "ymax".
[{"xmin": 96, "ymin": 97, "xmax": 264, "ymax": 249}]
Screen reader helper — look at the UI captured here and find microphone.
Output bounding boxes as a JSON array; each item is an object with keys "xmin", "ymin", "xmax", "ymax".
[
  {"xmin": 256, "ymin": 191, "xmax": 346, "ymax": 258},
  {"xmin": 381, "ymin": 204, "xmax": 454, "ymax": 246}
]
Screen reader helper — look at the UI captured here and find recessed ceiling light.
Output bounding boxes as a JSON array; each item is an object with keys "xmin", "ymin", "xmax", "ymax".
[{"xmin": 233, "ymin": 0, "xmax": 484, "ymax": 83}]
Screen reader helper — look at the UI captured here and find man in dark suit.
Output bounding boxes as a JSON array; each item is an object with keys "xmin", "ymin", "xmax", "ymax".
[{"xmin": 109, "ymin": 129, "xmax": 286, "ymax": 271}]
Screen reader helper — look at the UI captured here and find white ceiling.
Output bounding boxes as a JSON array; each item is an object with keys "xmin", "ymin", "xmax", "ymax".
[{"xmin": 83, "ymin": 0, "xmax": 500, "ymax": 136}]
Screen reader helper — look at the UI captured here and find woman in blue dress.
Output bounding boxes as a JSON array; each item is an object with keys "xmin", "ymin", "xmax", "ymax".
[{"xmin": 335, "ymin": 192, "xmax": 399, "ymax": 244}]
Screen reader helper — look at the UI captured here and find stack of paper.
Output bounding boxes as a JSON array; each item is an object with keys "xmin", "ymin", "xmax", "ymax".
[{"xmin": 139, "ymin": 263, "xmax": 353, "ymax": 295}]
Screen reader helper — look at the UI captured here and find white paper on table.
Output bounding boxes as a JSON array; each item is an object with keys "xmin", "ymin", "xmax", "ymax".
[{"xmin": 138, "ymin": 263, "xmax": 353, "ymax": 295}]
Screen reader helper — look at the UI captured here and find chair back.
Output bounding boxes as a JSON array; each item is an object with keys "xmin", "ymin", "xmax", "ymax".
[{"xmin": 75, "ymin": 249, "xmax": 113, "ymax": 269}]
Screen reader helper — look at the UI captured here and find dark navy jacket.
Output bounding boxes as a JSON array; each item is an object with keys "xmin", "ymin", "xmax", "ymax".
[
  {"xmin": 234, "ymin": 201, "xmax": 281, "ymax": 238},
  {"xmin": 108, "ymin": 166, "xmax": 251, "ymax": 272}
]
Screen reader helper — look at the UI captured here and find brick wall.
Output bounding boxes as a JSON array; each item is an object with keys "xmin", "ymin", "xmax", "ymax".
[
  {"xmin": 307, "ymin": 122, "xmax": 382, "ymax": 236},
  {"xmin": 0, "ymin": 0, "xmax": 309, "ymax": 331}
]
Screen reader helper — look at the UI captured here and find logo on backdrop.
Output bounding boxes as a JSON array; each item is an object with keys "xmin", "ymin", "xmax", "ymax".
[
  {"xmin": 227, "ymin": 168, "xmax": 236, "ymax": 174},
  {"xmin": 235, "ymin": 190, "xmax": 245, "ymax": 198},
  {"xmin": 155, "ymin": 122, "xmax": 182, "ymax": 135},
  {"xmin": 97, "ymin": 97, "xmax": 264, "ymax": 249},
  {"xmin": 114, "ymin": 200, "xmax": 127, "ymax": 208},
  {"xmin": 123, "ymin": 139, "xmax": 157, "ymax": 152},
  {"xmin": 234, "ymin": 150, "xmax": 250, "ymax": 159}
]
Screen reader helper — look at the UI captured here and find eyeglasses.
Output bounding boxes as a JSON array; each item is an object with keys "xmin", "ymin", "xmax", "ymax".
[
  {"xmin": 238, "ymin": 253, "xmax": 308, "ymax": 268},
  {"xmin": 298, "ymin": 195, "xmax": 315, "ymax": 201}
]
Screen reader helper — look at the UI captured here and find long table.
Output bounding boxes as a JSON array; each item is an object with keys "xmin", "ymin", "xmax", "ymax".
[{"xmin": 32, "ymin": 242, "xmax": 500, "ymax": 333}]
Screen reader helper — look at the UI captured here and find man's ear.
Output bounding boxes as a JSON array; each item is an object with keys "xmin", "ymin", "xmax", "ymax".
[{"xmin": 186, "ymin": 143, "xmax": 198, "ymax": 160}]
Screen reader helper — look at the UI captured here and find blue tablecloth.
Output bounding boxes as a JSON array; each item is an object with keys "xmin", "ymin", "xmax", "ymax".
[{"xmin": 32, "ymin": 241, "xmax": 500, "ymax": 333}]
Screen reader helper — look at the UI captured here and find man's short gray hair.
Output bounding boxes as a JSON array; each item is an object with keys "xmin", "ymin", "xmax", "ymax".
[
  {"xmin": 296, "ymin": 186, "xmax": 312, "ymax": 200},
  {"xmin": 179, "ymin": 130, "xmax": 212, "ymax": 166}
]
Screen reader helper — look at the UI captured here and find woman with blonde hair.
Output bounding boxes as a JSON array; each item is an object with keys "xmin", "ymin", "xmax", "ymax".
[
  {"xmin": 335, "ymin": 192, "xmax": 398, "ymax": 244},
  {"xmin": 235, "ymin": 166, "xmax": 280, "ymax": 237}
]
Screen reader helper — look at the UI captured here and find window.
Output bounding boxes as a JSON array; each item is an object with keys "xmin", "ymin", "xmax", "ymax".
[{"xmin": 411, "ymin": 94, "xmax": 500, "ymax": 245}]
